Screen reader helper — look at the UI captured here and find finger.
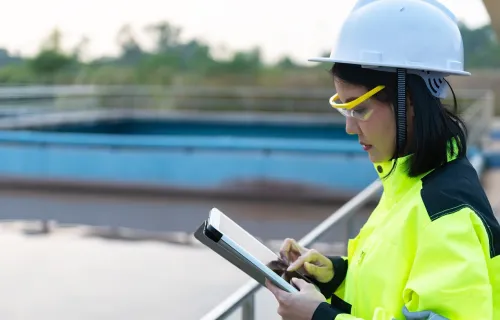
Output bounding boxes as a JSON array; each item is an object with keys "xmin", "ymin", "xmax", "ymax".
[
  {"xmin": 265, "ymin": 279, "xmax": 279, "ymax": 296},
  {"xmin": 279, "ymin": 238, "xmax": 296, "ymax": 262},
  {"xmin": 287, "ymin": 249, "xmax": 320, "ymax": 272},
  {"xmin": 303, "ymin": 261, "xmax": 321, "ymax": 276},
  {"xmin": 288, "ymin": 249, "xmax": 302, "ymax": 264},
  {"xmin": 290, "ymin": 240, "xmax": 306, "ymax": 255},
  {"xmin": 280, "ymin": 238, "xmax": 305, "ymax": 262},
  {"xmin": 265, "ymin": 279, "xmax": 287, "ymax": 301},
  {"xmin": 279, "ymin": 240, "xmax": 290, "ymax": 261},
  {"xmin": 267, "ymin": 282, "xmax": 293, "ymax": 306},
  {"xmin": 290, "ymin": 277, "xmax": 309, "ymax": 290}
]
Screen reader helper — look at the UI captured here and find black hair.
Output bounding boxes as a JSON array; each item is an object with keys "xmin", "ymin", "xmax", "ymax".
[{"xmin": 330, "ymin": 63, "xmax": 468, "ymax": 178}]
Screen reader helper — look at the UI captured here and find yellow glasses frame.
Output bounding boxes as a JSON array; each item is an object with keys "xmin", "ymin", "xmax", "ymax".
[{"xmin": 329, "ymin": 85, "xmax": 386, "ymax": 110}]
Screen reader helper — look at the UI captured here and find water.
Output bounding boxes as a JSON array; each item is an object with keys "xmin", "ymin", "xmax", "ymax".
[
  {"xmin": 28, "ymin": 117, "xmax": 355, "ymax": 141},
  {"xmin": 0, "ymin": 111, "xmax": 370, "ymax": 199}
]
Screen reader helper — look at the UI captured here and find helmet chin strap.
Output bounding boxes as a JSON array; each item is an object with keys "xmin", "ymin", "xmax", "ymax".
[{"xmin": 396, "ymin": 68, "xmax": 407, "ymax": 156}]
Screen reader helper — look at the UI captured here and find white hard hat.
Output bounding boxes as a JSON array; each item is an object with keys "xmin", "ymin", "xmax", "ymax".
[{"xmin": 309, "ymin": 0, "xmax": 469, "ymax": 97}]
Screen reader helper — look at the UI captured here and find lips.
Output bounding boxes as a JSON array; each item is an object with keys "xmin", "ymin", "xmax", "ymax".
[{"xmin": 360, "ymin": 142, "xmax": 372, "ymax": 151}]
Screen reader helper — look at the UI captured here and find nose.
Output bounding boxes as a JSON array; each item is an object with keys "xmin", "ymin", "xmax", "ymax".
[{"xmin": 345, "ymin": 117, "xmax": 359, "ymax": 135}]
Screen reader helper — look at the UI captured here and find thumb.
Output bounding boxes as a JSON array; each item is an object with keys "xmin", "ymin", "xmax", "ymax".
[{"xmin": 291, "ymin": 278, "xmax": 309, "ymax": 290}]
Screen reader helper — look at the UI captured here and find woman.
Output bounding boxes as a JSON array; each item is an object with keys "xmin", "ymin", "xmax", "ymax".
[{"xmin": 265, "ymin": 0, "xmax": 500, "ymax": 319}]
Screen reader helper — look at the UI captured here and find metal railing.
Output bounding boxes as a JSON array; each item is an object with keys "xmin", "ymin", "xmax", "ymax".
[
  {"xmin": 200, "ymin": 89, "xmax": 495, "ymax": 320},
  {"xmin": 0, "ymin": 85, "xmax": 339, "ymax": 113},
  {"xmin": 461, "ymin": 89, "xmax": 496, "ymax": 148},
  {"xmin": 200, "ymin": 179, "xmax": 383, "ymax": 320},
  {"xmin": 0, "ymin": 85, "xmax": 491, "ymax": 115}
]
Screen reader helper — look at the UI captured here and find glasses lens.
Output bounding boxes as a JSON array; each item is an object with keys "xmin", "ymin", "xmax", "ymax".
[
  {"xmin": 335, "ymin": 107, "xmax": 374, "ymax": 121},
  {"xmin": 336, "ymin": 108, "xmax": 349, "ymax": 117},
  {"xmin": 353, "ymin": 107, "xmax": 374, "ymax": 121}
]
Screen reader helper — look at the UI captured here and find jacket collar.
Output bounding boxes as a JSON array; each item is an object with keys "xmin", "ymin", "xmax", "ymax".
[
  {"xmin": 373, "ymin": 138, "xmax": 461, "ymax": 200},
  {"xmin": 373, "ymin": 154, "xmax": 419, "ymax": 200}
]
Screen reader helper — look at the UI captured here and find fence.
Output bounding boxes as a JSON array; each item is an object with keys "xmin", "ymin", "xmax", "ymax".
[{"xmin": 0, "ymin": 85, "xmax": 490, "ymax": 115}]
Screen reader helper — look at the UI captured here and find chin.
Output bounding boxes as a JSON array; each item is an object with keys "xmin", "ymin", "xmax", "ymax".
[
  {"xmin": 368, "ymin": 155, "xmax": 379, "ymax": 163},
  {"xmin": 368, "ymin": 152, "xmax": 386, "ymax": 163}
]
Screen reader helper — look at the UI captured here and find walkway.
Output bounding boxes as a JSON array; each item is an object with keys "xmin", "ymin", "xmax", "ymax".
[{"xmin": 0, "ymin": 229, "xmax": 250, "ymax": 320}]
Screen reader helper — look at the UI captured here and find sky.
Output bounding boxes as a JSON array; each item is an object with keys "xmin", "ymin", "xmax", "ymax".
[{"xmin": 0, "ymin": 0, "xmax": 491, "ymax": 64}]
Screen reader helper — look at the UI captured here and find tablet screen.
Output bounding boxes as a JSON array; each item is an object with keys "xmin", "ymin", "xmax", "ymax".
[
  {"xmin": 210, "ymin": 208, "xmax": 277, "ymax": 264},
  {"xmin": 209, "ymin": 208, "xmax": 311, "ymax": 283}
]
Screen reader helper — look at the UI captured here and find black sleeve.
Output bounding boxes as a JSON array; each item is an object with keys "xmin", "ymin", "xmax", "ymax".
[
  {"xmin": 308, "ymin": 256, "xmax": 351, "ymax": 316},
  {"xmin": 311, "ymin": 256, "xmax": 348, "ymax": 299},
  {"xmin": 312, "ymin": 302, "xmax": 344, "ymax": 320}
]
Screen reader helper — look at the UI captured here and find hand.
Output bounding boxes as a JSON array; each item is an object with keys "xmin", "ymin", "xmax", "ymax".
[
  {"xmin": 280, "ymin": 238, "xmax": 334, "ymax": 283},
  {"xmin": 266, "ymin": 277, "xmax": 326, "ymax": 320}
]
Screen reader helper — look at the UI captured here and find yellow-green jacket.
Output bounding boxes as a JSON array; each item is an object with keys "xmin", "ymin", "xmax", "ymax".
[{"xmin": 312, "ymin": 154, "xmax": 500, "ymax": 319}]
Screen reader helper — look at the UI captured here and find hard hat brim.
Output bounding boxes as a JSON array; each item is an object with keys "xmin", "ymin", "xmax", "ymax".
[{"xmin": 307, "ymin": 57, "xmax": 471, "ymax": 77}]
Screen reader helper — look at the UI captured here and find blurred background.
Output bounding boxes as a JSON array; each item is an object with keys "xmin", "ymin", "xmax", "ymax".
[{"xmin": 0, "ymin": 0, "xmax": 498, "ymax": 319}]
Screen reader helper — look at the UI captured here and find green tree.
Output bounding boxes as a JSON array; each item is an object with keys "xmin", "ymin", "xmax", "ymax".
[
  {"xmin": 144, "ymin": 21, "xmax": 182, "ymax": 53},
  {"xmin": 116, "ymin": 24, "xmax": 144, "ymax": 64},
  {"xmin": 72, "ymin": 36, "xmax": 90, "ymax": 61},
  {"xmin": 29, "ymin": 28, "xmax": 74, "ymax": 82},
  {"xmin": 459, "ymin": 23, "xmax": 500, "ymax": 68},
  {"xmin": 275, "ymin": 56, "xmax": 297, "ymax": 69}
]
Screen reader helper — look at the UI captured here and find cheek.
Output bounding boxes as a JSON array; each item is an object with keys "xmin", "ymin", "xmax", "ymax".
[
  {"xmin": 360, "ymin": 109, "xmax": 396, "ymax": 149},
  {"xmin": 360, "ymin": 121, "xmax": 389, "ymax": 140}
]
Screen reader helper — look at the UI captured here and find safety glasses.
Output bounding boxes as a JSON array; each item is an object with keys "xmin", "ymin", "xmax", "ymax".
[{"xmin": 329, "ymin": 85, "xmax": 385, "ymax": 121}]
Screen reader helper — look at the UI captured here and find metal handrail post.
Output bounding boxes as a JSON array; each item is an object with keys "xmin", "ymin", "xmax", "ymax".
[{"xmin": 242, "ymin": 295, "xmax": 255, "ymax": 320}]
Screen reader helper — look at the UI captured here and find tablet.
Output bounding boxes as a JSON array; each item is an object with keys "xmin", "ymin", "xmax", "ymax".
[{"xmin": 195, "ymin": 207, "xmax": 312, "ymax": 293}]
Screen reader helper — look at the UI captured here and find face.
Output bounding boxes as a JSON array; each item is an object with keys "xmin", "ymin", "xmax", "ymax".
[{"xmin": 333, "ymin": 78, "xmax": 396, "ymax": 163}]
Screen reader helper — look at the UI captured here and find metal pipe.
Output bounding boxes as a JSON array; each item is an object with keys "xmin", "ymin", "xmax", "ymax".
[{"xmin": 241, "ymin": 295, "xmax": 255, "ymax": 320}]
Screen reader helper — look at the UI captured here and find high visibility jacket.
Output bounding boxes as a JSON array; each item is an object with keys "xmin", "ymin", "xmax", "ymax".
[{"xmin": 312, "ymin": 152, "xmax": 500, "ymax": 319}]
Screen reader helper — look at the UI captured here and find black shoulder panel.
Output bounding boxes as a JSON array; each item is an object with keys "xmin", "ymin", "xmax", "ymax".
[{"xmin": 420, "ymin": 157, "xmax": 500, "ymax": 258}]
